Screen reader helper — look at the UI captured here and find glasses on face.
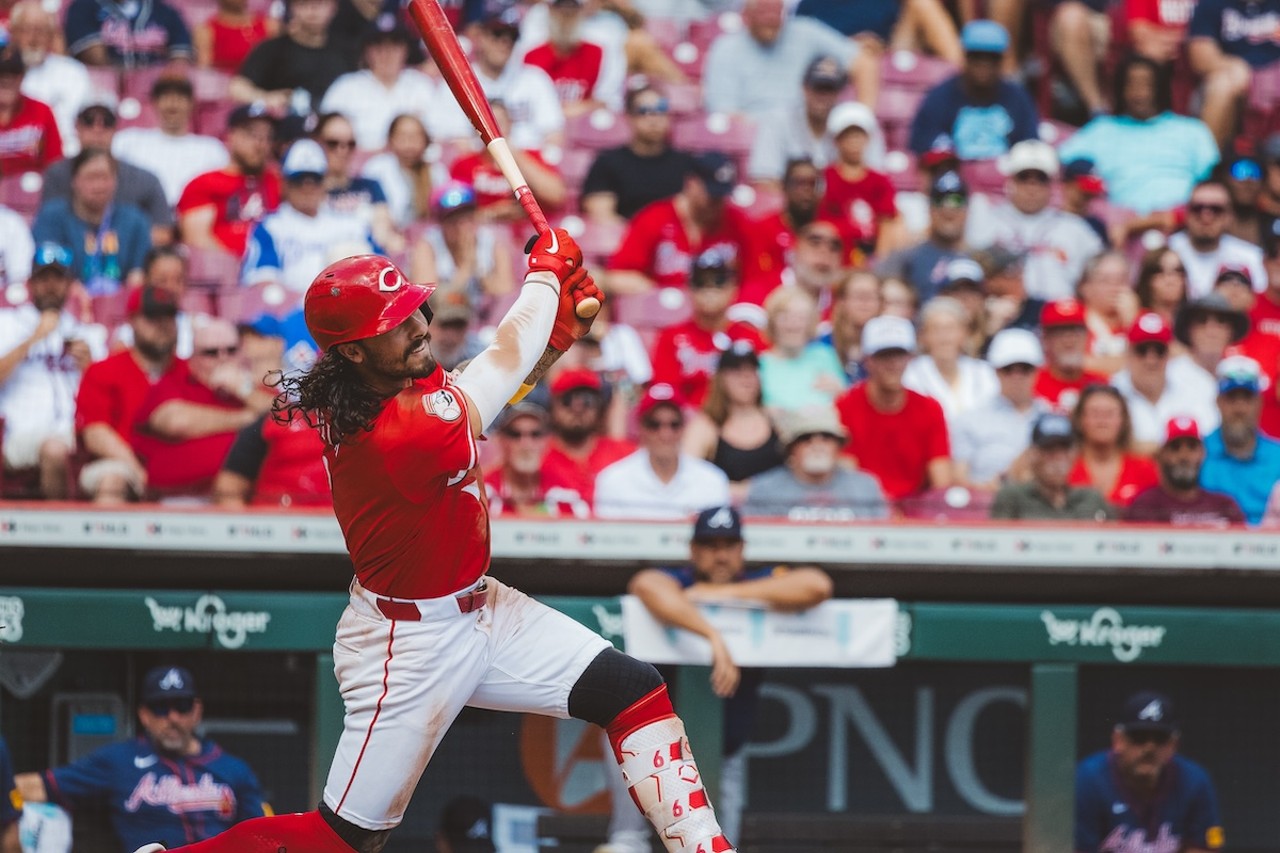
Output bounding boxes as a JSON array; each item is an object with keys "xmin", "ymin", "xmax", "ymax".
[
  {"xmin": 146, "ymin": 698, "xmax": 195, "ymax": 716},
  {"xmin": 558, "ymin": 389, "xmax": 602, "ymax": 408},
  {"xmin": 642, "ymin": 417, "xmax": 684, "ymax": 433},
  {"xmin": 79, "ymin": 111, "xmax": 116, "ymax": 128},
  {"xmin": 630, "ymin": 99, "xmax": 669, "ymax": 116},
  {"xmin": 1014, "ymin": 171, "xmax": 1050, "ymax": 184},
  {"xmin": 690, "ymin": 276, "xmax": 733, "ymax": 290},
  {"xmin": 1133, "ymin": 342, "xmax": 1168, "ymax": 359},
  {"xmin": 1125, "ymin": 729, "xmax": 1172, "ymax": 747},
  {"xmin": 485, "ymin": 25, "xmax": 519, "ymax": 42},
  {"xmin": 502, "ymin": 427, "xmax": 546, "ymax": 440},
  {"xmin": 197, "ymin": 345, "xmax": 239, "ymax": 358},
  {"xmin": 802, "ymin": 232, "xmax": 843, "ymax": 252},
  {"xmin": 1188, "ymin": 202, "xmax": 1227, "ymax": 217},
  {"xmin": 1165, "ymin": 437, "xmax": 1200, "ymax": 452},
  {"xmin": 323, "ymin": 138, "xmax": 356, "ymax": 151}
]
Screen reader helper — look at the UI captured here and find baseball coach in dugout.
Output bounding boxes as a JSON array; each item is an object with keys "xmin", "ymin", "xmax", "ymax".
[{"xmin": 126, "ymin": 232, "xmax": 737, "ymax": 853}]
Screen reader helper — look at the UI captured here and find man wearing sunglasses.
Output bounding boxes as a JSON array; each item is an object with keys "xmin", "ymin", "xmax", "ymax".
[
  {"xmin": 14, "ymin": 666, "xmax": 269, "ymax": 853},
  {"xmin": 1169, "ymin": 180, "xmax": 1268, "ymax": 300},
  {"xmin": 1075, "ymin": 691, "xmax": 1223, "ymax": 853}
]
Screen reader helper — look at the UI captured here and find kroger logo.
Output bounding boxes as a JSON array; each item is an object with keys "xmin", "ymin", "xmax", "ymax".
[
  {"xmin": 1040, "ymin": 607, "xmax": 1166, "ymax": 662},
  {"xmin": 145, "ymin": 595, "xmax": 271, "ymax": 650}
]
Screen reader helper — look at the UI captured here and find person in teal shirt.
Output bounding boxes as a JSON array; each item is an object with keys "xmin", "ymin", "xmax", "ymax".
[
  {"xmin": 1198, "ymin": 356, "xmax": 1280, "ymax": 524},
  {"xmin": 1057, "ymin": 55, "xmax": 1218, "ymax": 216},
  {"xmin": 759, "ymin": 286, "xmax": 848, "ymax": 411}
]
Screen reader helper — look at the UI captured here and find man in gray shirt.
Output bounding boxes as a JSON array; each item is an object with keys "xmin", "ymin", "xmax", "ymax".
[
  {"xmin": 990, "ymin": 411, "xmax": 1115, "ymax": 521},
  {"xmin": 41, "ymin": 97, "xmax": 173, "ymax": 244},
  {"xmin": 746, "ymin": 55, "xmax": 843, "ymax": 186},
  {"xmin": 743, "ymin": 405, "xmax": 888, "ymax": 520},
  {"xmin": 952, "ymin": 328, "xmax": 1049, "ymax": 488},
  {"xmin": 703, "ymin": 0, "xmax": 873, "ymax": 121}
]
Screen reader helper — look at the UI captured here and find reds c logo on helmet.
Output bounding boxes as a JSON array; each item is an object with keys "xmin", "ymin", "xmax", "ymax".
[{"xmin": 304, "ymin": 255, "xmax": 436, "ymax": 352}]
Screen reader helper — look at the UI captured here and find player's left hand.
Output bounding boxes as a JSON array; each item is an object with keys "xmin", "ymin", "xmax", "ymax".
[{"xmin": 548, "ymin": 267, "xmax": 605, "ymax": 352}]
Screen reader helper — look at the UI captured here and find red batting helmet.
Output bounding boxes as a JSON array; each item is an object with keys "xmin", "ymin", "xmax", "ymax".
[{"xmin": 304, "ymin": 255, "xmax": 435, "ymax": 351}]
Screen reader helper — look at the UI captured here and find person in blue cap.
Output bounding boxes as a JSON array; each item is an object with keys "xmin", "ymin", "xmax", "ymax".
[
  {"xmin": 14, "ymin": 666, "xmax": 269, "ymax": 853},
  {"xmin": 908, "ymin": 20, "xmax": 1039, "ymax": 161},
  {"xmin": 1199, "ymin": 354, "xmax": 1280, "ymax": 523}
]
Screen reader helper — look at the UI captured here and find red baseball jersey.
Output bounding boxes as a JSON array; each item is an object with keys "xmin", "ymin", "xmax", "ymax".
[
  {"xmin": 75, "ymin": 351, "xmax": 188, "ymax": 443},
  {"xmin": 817, "ymin": 166, "xmax": 896, "ymax": 247},
  {"xmin": 450, "ymin": 149, "xmax": 558, "ymax": 213},
  {"xmin": 1033, "ymin": 367, "xmax": 1109, "ymax": 412},
  {"xmin": 651, "ymin": 320, "xmax": 769, "ymax": 406},
  {"xmin": 483, "ymin": 466, "xmax": 590, "ymax": 518},
  {"xmin": 836, "ymin": 383, "xmax": 949, "ymax": 500},
  {"xmin": 608, "ymin": 198, "xmax": 751, "ymax": 290},
  {"xmin": 177, "ymin": 168, "xmax": 282, "ymax": 257},
  {"xmin": 540, "ymin": 436, "xmax": 635, "ymax": 506},
  {"xmin": 131, "ymin": 365, "xmax": 241, "ymax": 494},
  {"xmin": 253, "ymin": 413, "xmax": 331, "ymax": 507},
  {"xmin": 0, "ymin": 95, "xmax": 61, "ymax": 176},
  {"xmin": 325, "ymin": 367, "xmax": 487, "ymax": 599},
  {"xmin": 524, "ymin": 41, "xmax": 605, "ymax": 106},
  {"xmin": 738, "ymin": 210, "xmax": 795, "ymax": 303}
]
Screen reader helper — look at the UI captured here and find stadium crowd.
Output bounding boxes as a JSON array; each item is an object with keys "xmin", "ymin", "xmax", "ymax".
[{"xmin": 0, "ymin": 0, "xmax": 1279, "ymax": 527}]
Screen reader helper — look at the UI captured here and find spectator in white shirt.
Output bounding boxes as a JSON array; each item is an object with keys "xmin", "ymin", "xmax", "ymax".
[
  {"xmin": 9, "ymin": 1, "xmax": 92, "ymax": 156},
  {"xmin": 1168, "ymin": 179, "xmax": 1267, "ymax": 298},
  {"xmin": 1110, "ymin": 311, "xmax": 1219, "ymax": 452},
  {"xmin": 0, "ymin": 243, "xmax": 107, "ymax": 498},
  {"xmin": 428, "ymin": 10, "xmax": 565, "ymax": 151},
  {"xmin": 241, "ymin": 139, "xmax": 378, "ymax": 297},
  {"xmin": 319, "ymin": 21, "xmax": 437, "ymax": 152},
  {"xmin": 359, "ymin": 113, "xmax": 449, "ymax": 229},
  {"xmin": 593, "ymin": 383, "xmax": 731, "ymax": 518},
  {"xmin": 903, "ymin": 295, "xmax": 998, "ymax": 426},
  {"xmin": 966, "ymin": 140, "xmax": 1104, "ymax": 302},
  {"xmin": 0, "ymin": 204, "xmax": 34, "ymax": 289},
  {"xmin": 112, "ymin": 75, "xmax": 230, "ymax": 206}
]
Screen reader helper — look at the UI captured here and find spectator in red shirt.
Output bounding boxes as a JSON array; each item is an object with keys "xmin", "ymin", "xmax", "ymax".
[
  {"xmin": 177, "ymin": 104, "xmax": 282, "ymax": 257},
  {"xmin": 193, "ymin": 0, "xmax": 279, "ymax": 73},
  {"xmin": 130, "ymin": 317, "xmax": 273, "ymax": 498},
  {"xmin": 817, "ymin": 102, "xmax": 904, "ymax": 259},
  {"xmin": 0, "ymin": 45, "xmax": 60, "ymax": 177},
  {"xmin": 651, "ymin": 247, "xmax": 768, "ymax": 407},
  {"xmin": 448, "ymin": 101, "xmax": 566, "ymax": 223},
  {"xmin": 484, "ymin": 401, "xmax": 590, "ymax": 517},
  {"xmin": 1068, "ymin": 383, "xmax": 1160, "ymax": 508},
  {"xmin": 1125, "ymin": 0, "xmax": 1194, "ymax": 66},
  {"xmin": 1126, "ymin": 415, "xmax": 1247, "ymax": 525},
  {"xmin": 539, "ymin": 367, "xmax": 635, "ymax": 506},
  {"xmin": 607, "ymin": 151, "xmax": 752, "ymax": 295},
  {"xmin": 523, "ymin": 0, "xmax": 624, "ymax": 117},
  {"xmin": 739, "ymin": 158, "xmax": 823, "ymax": 297},
  {"xmin": 75, "ymin": 284, "xmax": 183, "ymax": 503},
  {"xmin": 1035, "ymin": 298, "xmax": 1109, "ymax": 411},
  {"xmin": 211, "ymin": 408, "xmax": 330, "ymax": 508},
  {"xmin": 836, "ymin": 314, "xmax": 953, "ymax": 500}
]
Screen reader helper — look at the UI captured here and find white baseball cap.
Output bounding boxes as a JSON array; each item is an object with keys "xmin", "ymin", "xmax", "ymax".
[
  {"xmin": 826, "ymin": 102, "xmax": 879, "ymax": 139},
  {"xmin": 862, "ymin": 315, "xmax": 917, "ymax": 356},
  {"xmin": 987, "ymin": 327, "xmax": 1044, "ymax": 369},
  {"xmin": 282, "ymin": 138, "xmax": 328, "ymax": 179},
  {"xmin": 998, "ymin": 140, "xmax": 1059, "ymax": 178}
]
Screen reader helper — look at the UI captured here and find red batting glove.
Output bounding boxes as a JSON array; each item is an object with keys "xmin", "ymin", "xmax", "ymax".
[
  {"xmin": 549, "ymin": 267, "xmax": 605, "ymax": 352},
  {"xmin": 526, "ymin": 228, "xmax": 583, "ymax": 286}
]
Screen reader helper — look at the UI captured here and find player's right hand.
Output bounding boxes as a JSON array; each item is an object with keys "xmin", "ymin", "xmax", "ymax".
[{"xmin": 526, "ymin": 228, "xmax": 583, "ymax": 288}]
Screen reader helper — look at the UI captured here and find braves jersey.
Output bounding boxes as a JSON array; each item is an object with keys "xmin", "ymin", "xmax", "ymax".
[
  {"xmin": 325, "ymin": 366, "xmax": 487, "ymax": 599},
  {"xmin": 1075, "ymin": 751, "xmax": 1223, "ymax": 853},
  {"xmin": 0, "ymin": 305, "xmax": 108, "ymax": 438},
  {"xmin": 242, "ymin": 204, "xmax": 379, "ymax": 294},
  {"xmin": 43, "ymin": 736, "xmax": 266, "ymax": 853},
  {"xmin": 176, "ymin": 168, "xmax": 282, "ymax": 257}
]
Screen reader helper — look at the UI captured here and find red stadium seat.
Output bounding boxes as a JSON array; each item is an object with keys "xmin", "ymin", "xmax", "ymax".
[
  {"xmin": 91, "ymin": 288, "xmax": 132, "ymax": 328},
  {"xmin": 897, "ymin": 487, "xmax": 995, "ymax": 521},
  {"xmin": 0, "ymin": 173, "xmax": 44, "ymax": 223},
  {"xmin": 186, "ymin": 245, "xmax": 241, "ymax": 292},
  {"xmin": 115, "ymin": 98, "xmax": 159, "ymax": 131},
  {"xmin": 194, "ymin": 99, "xmax": 238, "ymax": 137},
  {"xmin": 86, "ymin": 66, "xmax": 120, "ymax": 98},
  {"xmin": 958, "ymin": 159, "xmax": 1007, "ymax": 196},
  {"xmin": 565, "ymin": 109, "xmax": 632, "ymax": 151},
  {"xmin": 612, "ymin": 289, "xmax": 692, "ymax": 331},
  {"xmin": 662, "ymin": 81, "xmax": 703, "ymax": 116},
  {"xmin": 671, "ymin": 113, "xmax": 756, "ymax": 159},
  {"xmin": 190, "ymin": 68, "xmax": 233, "ymax": 102},
  {"xmin": 880, "ymin": 50, "xmax": 955, "ymax": 92}
]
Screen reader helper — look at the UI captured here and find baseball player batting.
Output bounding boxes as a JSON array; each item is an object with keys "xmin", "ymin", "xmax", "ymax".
[{"xmin": 127, "ymin": 236, "xmax": 737, "ymax": 853}]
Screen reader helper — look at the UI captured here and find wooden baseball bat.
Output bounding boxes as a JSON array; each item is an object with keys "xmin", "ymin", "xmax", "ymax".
[{"xmin": 405, "ymin": 0, "xmax": 600, "ymax": 319}]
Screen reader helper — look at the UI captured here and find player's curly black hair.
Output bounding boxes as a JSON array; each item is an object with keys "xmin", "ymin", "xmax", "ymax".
[{"xmin": 271, "ymin": 351, "xmax": 386, "ymax": 445}]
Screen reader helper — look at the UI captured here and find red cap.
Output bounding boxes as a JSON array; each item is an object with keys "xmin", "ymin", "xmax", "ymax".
[
  {"xmin": 1128, "ymin": 312, "xmax": 1173, "ymax": 345},
  {"xmin": 1074, "ymin": 174, "xmax": 1106, "ymax": 195},
  {"xmin": 1163, "ymin": 416, "xmax": 1201, "ymax": 444},
  {"xmin": 636, "ymin": 382, "xmax": 687, "ymax": 419},
  {"xmin": 126, "ymin": 284, "xmax": 179, "ymax": 317},
  {"xmin": 1040, "ymin": 298, "xmax": 1086, "ymax": 329},
  {"xmin": 1216, "ymin": 263, "xmax": 1253, "ymax": 285},
  {"xmin": 921, "ymin": 145, "xmax": 958, "ymax": 168},
  {"xmin": 550, "ymin": 367, "xmax": 603, "ymax": 397},
  {"xmin": 304, "ymin": 255, "xmax": 434, "ymax": 351}
]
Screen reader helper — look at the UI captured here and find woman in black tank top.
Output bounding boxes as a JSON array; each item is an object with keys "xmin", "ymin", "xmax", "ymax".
[{"xmin": 683, "ymin": 343, "xmax": 784, "ymax": 499}]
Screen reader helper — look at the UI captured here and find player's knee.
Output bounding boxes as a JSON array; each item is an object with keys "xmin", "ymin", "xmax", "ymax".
[
  {"xmin": 567, "ymin": 648, "xmax": 664, "ymax": 728},
  {"xmin": 319, "ymin": 803, "xmax": 392, "ymax": 853}
]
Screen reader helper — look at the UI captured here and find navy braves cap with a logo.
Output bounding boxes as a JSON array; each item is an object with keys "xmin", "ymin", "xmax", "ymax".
[
  {"xmin": 692, "ymin": 506, "xmax": 743, "ymax": 543},
  {"xmin": 440, "ymin": 796, "xmax": 496, "ymax": 852},
  {"xmin": 1119, "ymin": 691, "xmax": 1177, "ymax": 734},
  {"xmin": 690, "ymin": 151, "xmax": 738, "ymax": 198},
  {"xmin": 142, "ymin": 666, "xmax": 197, "ymax": 703}
]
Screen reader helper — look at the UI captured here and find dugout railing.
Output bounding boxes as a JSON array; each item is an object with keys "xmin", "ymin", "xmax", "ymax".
[{"xmin": 2, "ymin": 507, "xmax": 1280, "ymax": 851}]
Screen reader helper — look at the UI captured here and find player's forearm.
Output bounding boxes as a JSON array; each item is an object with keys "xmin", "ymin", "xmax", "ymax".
[{"xmin": 454, "ymin": 273, "xmax": 558, "ymax": 430}]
